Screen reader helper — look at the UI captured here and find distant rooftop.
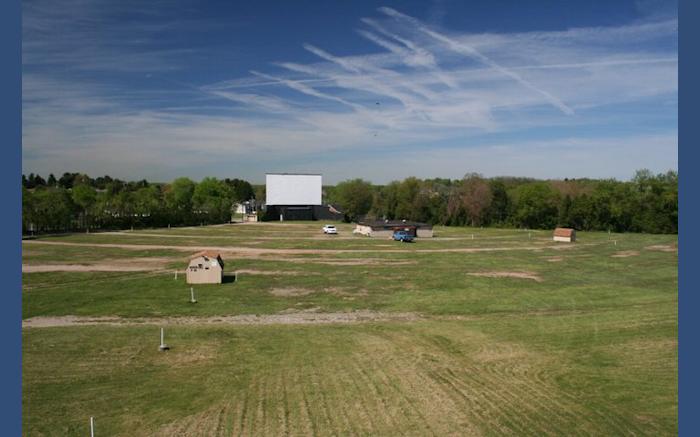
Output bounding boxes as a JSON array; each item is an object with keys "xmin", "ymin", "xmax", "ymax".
[{"xmin": 357, "ymin": 220, "xmax": 433, "ymax": 229}]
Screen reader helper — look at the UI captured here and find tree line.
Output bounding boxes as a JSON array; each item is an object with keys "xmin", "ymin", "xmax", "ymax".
[
  {"xmin": 326, "ymin": 169, "xmax": 677, "ymax": 234},
  {"xmin": 22, "ymin": 172, "xmax": 254, "ymax": 233},
  {"xmin": 22, "ymin": 169, "xmax": 677, "ymax": 234}
]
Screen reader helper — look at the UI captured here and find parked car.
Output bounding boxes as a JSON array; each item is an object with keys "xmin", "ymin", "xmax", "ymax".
[
  {"xmin": 392, "ymin": 230, "xmax": 414, "ymax": 242},
  {"xmin": 322, "ymin": 224, "xmax": 338, "ymax": 234}
]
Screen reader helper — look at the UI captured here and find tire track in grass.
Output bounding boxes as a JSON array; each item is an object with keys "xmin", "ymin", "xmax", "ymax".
[
  {"xmin": 452, "ymin": 361, "xmax": 565, "ymax": 435},
  {"xmin": 224, "ymin": 400, "xmax": 238, "ymax": 436},
  {"xmin": 297, "ymin": 367, "xmax": 320, "ymax": 437},
  {"xmin": 425, "ymin": 367, "xmax": 516, "ymax": 435},
  {"xmin": 283, "ymin": 368, "xmax": 314, "ymax": 436},
  {"xmin": 329, "ymin": 354, "xmax": 380, "ymax": 435},
  {"xmin": 255, "ymin": 369, "xmax": 269, "ymax": 435},
  {"xmin": 237, "ymin": 373, "xmax": 253, "ymax": 436},
  {"xmin": 388, "ymin": 329, "xmax": 612, "ymax": 435},
  {"xmin": 469, "ymin": 337, "xmax": 649, "ymax": 435},
  {"xmin": 441, "ymin": 366, "xmax": 545, "ymax": 435},
  {"xmin": 357, "ymin": 350, "xmax": 434, "ymax": 435},
  {"xmin": 350, "ymin": 355, "xmax": 411, "ymax": 433},
  {"xmin": 360, "ymin": 330, "xmax": 487, "ymax": 435},
  {"xmin": 473, "ymin": 349, "xmax": 593, "ymax": 434},
  {"xmin": 386, "ymin": 354, "xmax": 477, "ymax": 435},
  {"xmin": 379, "ymin": 353, "xmax": 477, "ymax": 436},
  {"xmin": 276, "ymin": 369, "xmax": 290, "ymax": 437},
  {"xmin": 322, "ymin": 357, "xmax": 364, "ymax": 436},
  {"xmin": 229, "ymin": 395, "xmax": 245, "ymax": 436},
  {"xmin": 305, "ymin": 362, "xmax": 339, "ymax": 435},
  {"xmin": 211, "ymin": 403, "xmax": 229, "ymax": 436}
]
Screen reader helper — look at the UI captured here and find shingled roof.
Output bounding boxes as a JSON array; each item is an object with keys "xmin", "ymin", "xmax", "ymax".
[
  {"xmin": 189, "ymin": 251, "xmax": 224, "ymax": 267},
  {"xmin": 553, "ymin": 228, "xmax": 575, "ymax": 237}
]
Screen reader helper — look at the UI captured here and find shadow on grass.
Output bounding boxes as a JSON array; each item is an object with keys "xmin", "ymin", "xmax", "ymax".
[{"xmin": 222, "ymin": 273, "xmax": 237, "ymax": 284}]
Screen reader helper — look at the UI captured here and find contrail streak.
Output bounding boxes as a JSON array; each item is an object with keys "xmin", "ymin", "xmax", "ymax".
[{"xmin": 380, "ymin": 7, "xmax": 575, "ymax": 115}]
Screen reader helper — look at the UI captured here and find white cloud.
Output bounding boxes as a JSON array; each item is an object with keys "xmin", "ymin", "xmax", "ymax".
[{"xmin": 22, "ymin": 3, "xmax": 677, "ymax": 182}]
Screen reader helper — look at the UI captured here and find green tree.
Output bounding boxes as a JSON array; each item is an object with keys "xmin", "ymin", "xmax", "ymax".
[
  {"xmin": 28, "ymin": 187, "xmax": 74, "ymax": 232},
  {"xmin": 447, "ymin": 173, "xmax": 492, "ymax": 226},
  {"xmin": 486, "ymin": 180, "xmax": 510, "ymax": 225},
  {"xmin": 164, "ymin": 177, "xmax": 196, "ymax": 224},
  {"xmin": 395, "ymin": 177, "xmax": 421, "ymax": 220},
  {"xmin": 133, "ymin": 185, "xmax": 163, "ymax": 227},
  {"xmin": 512, "ymin": 182, "xmax": 559, "ymax": 229},
  {"xmin": 192, "ymin": 177, "xmax": 233, "ymax": 223},
  {"xmin": 71, "ymin": 183, "xmax": 97, "ymax": 230},
  {"xmin": 332, "ymin": 179, "xmax": 374, "ymax": 221}
]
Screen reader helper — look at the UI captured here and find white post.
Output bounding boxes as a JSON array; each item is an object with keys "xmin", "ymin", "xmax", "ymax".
[
  {"xmin": 614, "ymin": 240, "xmax": 617, "ymax": 246},
  {"xmin": 174, "ymin": 270, "xmax": 178, "ymax": 280},
  {"xmin": 90, "ymin": 417, "xmax": 94, "ymax": 437},
  {"xmin": 159, "ymin": 327, "xmax": 169, "ymax": 351},
  {"xmin": 471, "ymin": 234, "xmax": 474, "ymax": 240},
  {"xmin": 190, "ymin": 287, "xmax": 196, "ymax": 303}
]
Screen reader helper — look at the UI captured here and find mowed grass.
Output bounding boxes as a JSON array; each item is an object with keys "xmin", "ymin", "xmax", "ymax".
[{"xmin": 22, "ymin": 223, "xmax": 678, "ymax": 435}]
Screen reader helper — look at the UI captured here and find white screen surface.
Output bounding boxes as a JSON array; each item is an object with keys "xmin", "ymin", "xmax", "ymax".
[{"xmin": 266, "ymin": 174, "xmax": 322, "ymax": 205}]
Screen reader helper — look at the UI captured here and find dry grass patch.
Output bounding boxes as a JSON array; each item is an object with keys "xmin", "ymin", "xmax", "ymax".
[
  {"xmin": 269, "ymin": 287, "xmax": 368, "ymax": 298},
  {"xmin": 645, "ymin": 245, "xmax": 677, "ymax": 253},
  {"xmin": 467, "ymin": 271, "xmax": 543, "ymax": 282},
  {"xmin": 22, "ymin": 257, "xmax": 175, "ymax": 273},
  {"xmin": 544, "ymin": 256, "xmax": 564, "ymax": 262},
  {"xmin": 23, "ymin": 311, "xmax": 421, "ymax": 328},
  {"xmin": 611, "ymin": 251, "xmax": 640, "ymax": 258}
]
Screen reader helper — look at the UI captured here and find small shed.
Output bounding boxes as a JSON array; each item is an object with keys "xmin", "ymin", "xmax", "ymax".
[
  {"xmin": 553, "ymin": 228, "xmax": 576, "ymax": 243},
  {"xmin": 186, "ymin": 251, "xmax": 224, "ymax": 284}
]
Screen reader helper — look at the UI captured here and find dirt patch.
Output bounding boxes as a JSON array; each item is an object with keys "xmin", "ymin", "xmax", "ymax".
[
  {"xmin": 23, "ymin": 240, "xmax": 588, "ymax": 255},
  {"xmin": 269, "ymin": 287, "xmax": 368, "ymax": 297},
  {"xmin": 22, "ymin": 256, "xmax": 174, "ymax": 273},
  {"xmin": 22, "ymin": 311, "xmax": 421, "ymax": 328},
  {"xmin": 235, "ymin": 269, "xmax": 316, "ymax": 276},
  {"xmin": 312, "ymin": 259, "xmax": 417, "ymax": 266},
  {"xmin": 544, "ymin": 256, "xmax": 563, "ymax": 262},
  {"xmin": 645, "ymin": 244, "xmax": 677, "ymax": 253},
  {"xmin": 269, "ymin": 287, "xmax": 315, "ymax": 297},
  {"xmin": 611, "ymin": 251, "xmax": 640, "ymax": 258},
  {"xmin": 467, "ymin": 271, "xmax": 543, "ymax": 282}
]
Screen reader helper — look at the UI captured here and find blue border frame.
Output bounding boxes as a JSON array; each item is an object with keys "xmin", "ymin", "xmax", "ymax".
[
  {"xmin": 679, "ymin": 0, "xmax": 697, "ymax": 435},
  {"xmin": 0, "ymin": 0, "xmax": 22, "ymax": 434},
  {"xmin": 4, "ymin": 0, "xmax": 690, "ymax": 435}
]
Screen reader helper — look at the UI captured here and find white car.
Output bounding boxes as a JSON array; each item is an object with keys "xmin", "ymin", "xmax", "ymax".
[{"xmin": 322, "ymin": 224, "xmax": 338, "ymax": 234}]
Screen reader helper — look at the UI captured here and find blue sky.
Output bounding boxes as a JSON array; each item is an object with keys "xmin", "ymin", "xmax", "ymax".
[{"xmin": 22, "ymin": 0, "xmax": 677, "ymax": 184}]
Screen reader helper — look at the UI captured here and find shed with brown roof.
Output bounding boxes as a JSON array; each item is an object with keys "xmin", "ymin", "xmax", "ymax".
[
  {"xmin": 186, "ymin": 251, "xmax": 224, "ymax": 284},
  {"xmin": 553, "ymin": 228, "xmax": 576, "ymax": 243}
]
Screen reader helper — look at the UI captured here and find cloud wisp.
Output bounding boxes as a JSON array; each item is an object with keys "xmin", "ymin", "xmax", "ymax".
[{"xmin": 22, "ymin": 3, "xmax": 677, "ymax": 182}]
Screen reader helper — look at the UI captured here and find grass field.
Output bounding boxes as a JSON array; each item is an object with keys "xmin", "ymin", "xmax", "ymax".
[{"xmin": 22, "ymin": 223, "xmax": 678, "ymax": 436}]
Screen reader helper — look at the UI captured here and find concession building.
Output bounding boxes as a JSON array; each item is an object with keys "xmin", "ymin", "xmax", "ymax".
[{"xmin": 353, "ymin": 220, "xmax": 434, "ymax": 238}]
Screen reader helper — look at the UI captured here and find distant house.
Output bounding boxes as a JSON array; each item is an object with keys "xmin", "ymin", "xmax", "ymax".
[
  {"xmin": 353, "ymin": 220, "xmax": 434, "ymax": 238},
  {"xmin": 233, "ymin": 200, "xmax": 262, "ymax": 223},
  {"xmin": 553, "ymin": 228, "xmax": 576, "ymax": 242},
  {"xmin": 187, "ymin": 251, "xmax": 224, "ymax": 284}
]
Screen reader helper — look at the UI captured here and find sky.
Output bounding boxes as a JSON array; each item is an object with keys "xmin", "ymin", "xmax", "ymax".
[{"xmin": 22, "ymin": 0, "xmax": 678, "ymax": 184}]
